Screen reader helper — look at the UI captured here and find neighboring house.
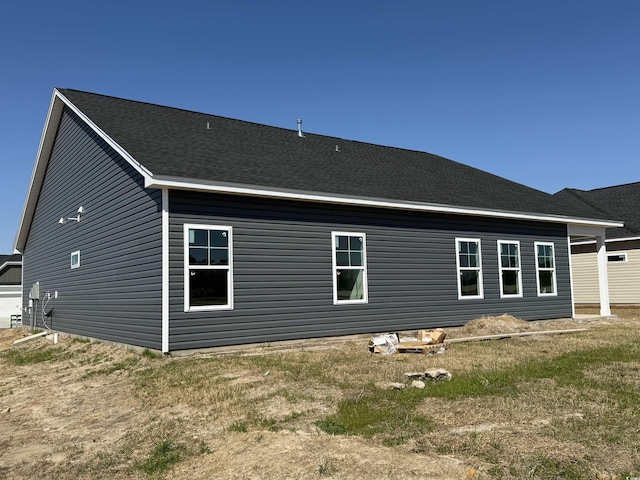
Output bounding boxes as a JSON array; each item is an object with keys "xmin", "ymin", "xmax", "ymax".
[
  {"xmin": 0, "ymin": 254, "xmax": 22, "ymax": 325},
  {"xmin": 555, "ymin": 183, "xmax": 640, "ymax": 305},
  {"xmin": 14, "ymin": 89, "xmax": 622, "ymax": 352}
]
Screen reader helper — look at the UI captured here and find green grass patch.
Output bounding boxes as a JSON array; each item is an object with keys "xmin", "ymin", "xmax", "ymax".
[
  {"xmin": 423, "ymin": 341, "xmax": 640, "ymax": 400},
  {"xmin": 141, "ymin": 348, "xmax": 163, "ymax": 360},
  {"xmin": 315, "ymin": 386, "xmax": 434, "ymax": 443},
  {"xmin": 316, "ymin": 342, "xmax": 639, "ymax": 447},
  {"xmin": 227, "ymin": 421, "xmax": 248, "ymax": 432},
  {"xmin": 133, "ymin": 439, "xmax": 186, "ymax": 476},
  {"xmin": 2, "ymin": 347, "xmax": 73, "ymax": 366},
  {"xmin": 71, "ymin": 337, "xmax": 91, "ymax": 344}
]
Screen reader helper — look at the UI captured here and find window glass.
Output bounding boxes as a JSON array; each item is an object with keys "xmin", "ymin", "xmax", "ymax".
[{"xmin": 190, "ymin": 270, "xmax": 228, "ymax": 306}]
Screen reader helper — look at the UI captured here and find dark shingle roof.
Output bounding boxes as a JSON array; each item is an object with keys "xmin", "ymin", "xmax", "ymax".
[
  {"xmin": 555, "ymin": 183, "xmax": 640, "ymax": 239},
  {"xmin": 57, "ymin": 88, "xmax": 611, "ymax": 221},
  {"xmin": 0, "ymin": 254, "xmax": 22, "ymax": 266}
]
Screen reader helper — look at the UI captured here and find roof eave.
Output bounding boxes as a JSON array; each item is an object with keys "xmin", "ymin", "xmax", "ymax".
[{"xmin": 146, "ymin": 175, "xmax": 624, "ymax": 229}]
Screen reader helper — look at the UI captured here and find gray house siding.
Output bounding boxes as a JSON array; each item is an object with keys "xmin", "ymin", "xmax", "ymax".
[
  {"xmin": 21, "ymin": 107, "xmax": 163, "ymax": 348},
  {"xmin": 168, "ymin": 190, "xmax": 571, "ymax": 350},
  {"xmin": 0, "ymin": 265, "xmax": 21, "ymax": 285}
]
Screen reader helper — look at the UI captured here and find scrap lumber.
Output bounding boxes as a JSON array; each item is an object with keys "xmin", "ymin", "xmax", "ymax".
[
  {"xmin": 396, "ymin": 341, "xmax": 446, "ymax": 354},
  {"xmin": 444, "ymin": 328, "xmax": 588, "ymax": 344},
  {"xmin": 12, "ymin": 331, "xmax": 50, "ymax": 346}
]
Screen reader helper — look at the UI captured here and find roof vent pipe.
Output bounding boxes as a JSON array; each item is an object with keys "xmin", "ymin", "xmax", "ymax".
[{"xmin": 297, "ymin": 119, "xmax": 305, "ymax": 138}]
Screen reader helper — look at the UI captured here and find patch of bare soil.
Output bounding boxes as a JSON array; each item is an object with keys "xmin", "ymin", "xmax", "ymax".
[{"xmin": 0, "ymin": 330, "xmax": 472, "ymax": 480}]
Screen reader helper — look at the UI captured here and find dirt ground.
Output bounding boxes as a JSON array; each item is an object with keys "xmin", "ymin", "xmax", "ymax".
[{"xmin": 0, "ymin": 308, "xmax": 637, "ymax": 479}]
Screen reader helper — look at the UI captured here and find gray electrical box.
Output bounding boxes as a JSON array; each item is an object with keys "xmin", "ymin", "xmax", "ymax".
[{"xmin": 29, "ymin": 282, "xmax": 40, "ymax": 300}]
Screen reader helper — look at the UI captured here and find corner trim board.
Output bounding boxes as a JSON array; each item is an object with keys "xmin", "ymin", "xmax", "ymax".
[{"xmin": 161, "ymin": 188, "xmax": 169, "ymax": 353}]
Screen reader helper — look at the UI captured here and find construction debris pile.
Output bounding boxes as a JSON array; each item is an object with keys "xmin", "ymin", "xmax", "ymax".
[{"xmin": 368, "ymin": 328, "xmax": 447, "ymax": 355}]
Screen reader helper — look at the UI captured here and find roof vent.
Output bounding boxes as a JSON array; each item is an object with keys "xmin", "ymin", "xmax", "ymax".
[
  {"xmin": 297, "ymin": 119, "xmax": 305, "ymax": 138},
  {"xmin": 206, "ymin": 122, "xmax": 211, "ymax": 130}
]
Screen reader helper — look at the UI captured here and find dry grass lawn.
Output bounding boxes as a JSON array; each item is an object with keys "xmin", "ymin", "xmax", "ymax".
[{"xmin": 0, "ymin": 307, "xmax": 638, "ymax": 479}]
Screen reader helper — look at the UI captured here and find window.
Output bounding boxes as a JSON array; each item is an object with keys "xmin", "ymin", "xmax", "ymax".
[
  {"xmin": 332, "ymin": 232, "xmax": 368, "ymax": 304},
  {"xmin": 535, "ymin": 242, "xmax": 557, "ymax": 296},
  {"xmin": 456, "ymin": 238, "xmax": 483, "ymax": 299},
  {"xmin": 498, "ymin": 241, "xmax": 522, "ymax": 297},
  {"xmin": 608, "ymin": 253, "xmax": 627, "ymax": 263},
  {"xmin": 184, "ymin": 225, "xmax": 233, "ymax": 311},
  {"xmin": 70, "ymin": 250, "xmax": 80, "ymax": 269}
]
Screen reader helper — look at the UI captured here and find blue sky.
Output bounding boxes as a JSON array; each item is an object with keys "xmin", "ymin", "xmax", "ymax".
[{"xmin": 1, "ymin": 0, "xmax": 638, "ymax": 253}]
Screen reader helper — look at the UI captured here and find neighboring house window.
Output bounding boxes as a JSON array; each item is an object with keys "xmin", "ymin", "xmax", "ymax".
[
  {"xmin": 70, "ymin": 251, "xmax": 80, "ymax": 269},
  {"xmin": 535, "ymin": 242, "xmax": 557, "ymax": 296},
  {"xmin": 332, "ymin": 232, "xmax": 368, "ymax": 304},
  {"xmin": 498, "ymin": 240, "xmax": 522, "ymax": 297},
  {"xmin": 184, "ymin": 224, "xmax": 233, "ymax": 311},
  {"xmin": 456, "ymin": 238, "xmax": 483, "ymax": 299},
  {"xmin": 608, "ymin": 253, "xmax": 627, "ymax": 263}
]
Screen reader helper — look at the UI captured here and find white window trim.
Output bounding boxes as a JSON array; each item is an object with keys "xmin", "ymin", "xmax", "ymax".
[
  {"xmin": 331, "ymin": 231, "xmax": 368, "ymax": 305},
  {"xmin": 534, "ymin": 241, "xmax": 558, "ymax": 297},
  {"xmin": 184, "ymin": 224, "xmax": 233, "ymax": 312},
  {"xmin": 70, "ymin": 250, "xmax": 80, "ymax": 269},
  {"xmin": 497, "ymin": 240, "xmax": 523, "ymax": 298},
  {"xmin": 455, "ymin": 238, "xmax": 484, "ymax": 300},
  {"xmin": 607, "ymin": 253, "xmax": 628, "ymax": 264}
]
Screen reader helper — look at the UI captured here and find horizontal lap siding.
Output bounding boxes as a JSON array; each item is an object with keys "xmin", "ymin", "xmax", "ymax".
[
  {"xmin": 571, "ymin": 240, "xmax": 640, "ymax": 304},
  {"xmin": 168, "ymin": 191, "xmax": 571, "ymax": 350},
  {"xmin": 22, "ymin": 108, "xmax": 162, "ymax": 349}
]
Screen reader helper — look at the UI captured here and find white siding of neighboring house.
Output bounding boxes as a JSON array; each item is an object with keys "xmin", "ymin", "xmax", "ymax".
[
  {"xmin": 0, "ymin": 286, "xmax": 22, "ymax": 327},
  {"xmin": 571, "ymin": 239, "xmax": 640, "ymax": 304}
]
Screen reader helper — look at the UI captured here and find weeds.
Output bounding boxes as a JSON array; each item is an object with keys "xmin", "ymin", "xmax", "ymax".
[
  {"xmin": 2, "ymin": 347, "xmax": 73, "ymax": 365},
  {"xmin": 133, "ymin": 439, "xmax": 186, "ymax": 476},
  {"xmin": 318, "ymin": 457, "xmax": 337, "ymax": 477},
  {"xmin": 227, "ymin": 421, "xmax": 248, "ymax": 432}
]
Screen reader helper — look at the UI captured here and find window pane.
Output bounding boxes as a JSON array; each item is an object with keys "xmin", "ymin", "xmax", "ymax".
[
  {"xmin": 538, "ymin": 271, "xmax": 555, "ymax": 294},
  {"xmin": 336, "ymin": 269, "xmax": 364, "ymax": 300},
  {"xmin": 189, "ymin": 229, "xmax": 208, "ymax": 246},
  {"xmin": 350, "ymin": 251, "xmax": 362, "ymax": 266},
  {"xmin": 350, "ymin": 236, "xmax": 363, "ymax": 251},
  {"xmin": 468, "ymin": 253, "xmax": 478, "ymax": 268},
  {"xmin": 210, "ymin": 249, "xmax": 229, "ymax": 265},
  {"xmin": 460, "ymin": 270, "xmax": 479, "ymax": 296},
  {"xmin": 459, "ymin": 254, "xmax": 469, "ymax": 268},
  {"xmin": 336, "ymin": 252, "xmax": 350, "ymax": 266},
  {"xmin": 335, "ymin": 236, "xmax": 348, "ymax": 250},
  {"xmin": 189, "ymin": 247, "xmax": 208, "ymax": 265},
  {"xmin": 190, "ymin": 269, "xmax": 228, "ymax": 306},
  {"xmin": 459, "ymin": 242, "xmax": 468, "ymax": 254},
  {"xmin": 502, "ymin": 270, "xmax": 519, "ymax": 295},
  {"xmin": 210, "ymin": 230, "xmax": 228, "ymax": 247}
]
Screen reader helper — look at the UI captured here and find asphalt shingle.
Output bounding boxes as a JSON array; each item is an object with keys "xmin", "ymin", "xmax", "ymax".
[{"xmin": 57, "ymin": 88, "xmax": 613, "ymax": 221}]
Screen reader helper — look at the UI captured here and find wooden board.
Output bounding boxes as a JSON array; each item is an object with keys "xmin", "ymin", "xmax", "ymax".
[{"xmin": 396, "ymin": 342, "xmax": 446, "ymax": 354}]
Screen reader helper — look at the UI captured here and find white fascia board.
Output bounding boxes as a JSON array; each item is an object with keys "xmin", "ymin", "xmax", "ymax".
[
  {"xmin": 147, "ymin": 175, "xmax": 625, "ymax": 228},
  {"xmin": 571, "ymin": 236, "xmax": 640, "ymax": 246},
  {"xmin": 13, "ymin": 89, "xmax": 154, "ymax": 252}
]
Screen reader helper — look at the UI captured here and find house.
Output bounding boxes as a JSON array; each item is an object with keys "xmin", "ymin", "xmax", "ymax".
[
  {"xmin": 14, "ymin": 89, "xmax": 622, "ymax": 352},
  {"xmin": 555, "ymin": 183, "xmax": 640, "ymax": 305},
  {"xmin": 0, "ymin": 254, "xmax": 22, "ymax": 327}
]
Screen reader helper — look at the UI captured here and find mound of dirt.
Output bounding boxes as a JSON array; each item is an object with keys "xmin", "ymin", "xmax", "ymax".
[{"xmin": 454, "ymin": 314, "xmax": 532, "ymax": 337}]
